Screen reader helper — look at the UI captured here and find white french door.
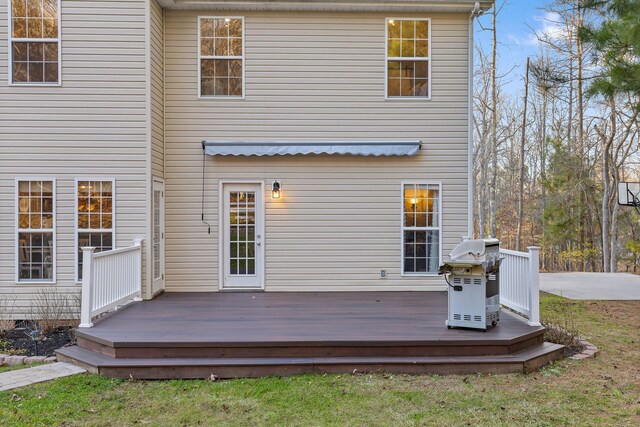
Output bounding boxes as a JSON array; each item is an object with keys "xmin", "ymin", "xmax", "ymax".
[
  {"xmin": 222, "ymin": 183, "xmax": 264, "ymax": 289},
  {"xmin": 151, "ymin": 180, "xmax": 165, "ymax": 295}
]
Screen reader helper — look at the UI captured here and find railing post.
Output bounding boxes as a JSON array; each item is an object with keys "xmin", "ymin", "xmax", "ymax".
[
  {"xmin": 79, "ymin": 246, "xmax": 96, "ymax": 328},
  {"xmin": 527, "ymin": 246, "xmax": 541, "ymax": 326},
  {"xmin": 133, "ymin": 238, "xmax": 144, "ymax": 301}
]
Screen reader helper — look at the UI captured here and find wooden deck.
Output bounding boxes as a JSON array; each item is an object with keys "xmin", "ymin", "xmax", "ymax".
[{"xmin": 57, "ymin": 292, "xmax": 564, "ymax": 378}]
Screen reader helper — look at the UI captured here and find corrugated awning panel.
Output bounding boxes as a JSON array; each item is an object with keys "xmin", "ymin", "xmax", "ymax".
[{"xmin": 202, "ymin": 140, "xmax": 422, "ymax": 156}]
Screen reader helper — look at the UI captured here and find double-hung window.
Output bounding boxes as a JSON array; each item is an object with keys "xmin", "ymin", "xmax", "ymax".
[
  {"xmin": 16, "ymin": 179, "xmax": 56, "ymax": 282},
  {"xmin": 386, "ymin": 18, "xmax": 430, "ymax": 98},
  {"xmin": 199, "ymin": 17, "xmax": 244, "ymax": 97},
  {"xmin": 402, "ymin": 183, "xmax": 441, "ymax": 275},
  {"xmin": 76, "ymin": 180, "xmax": 115, "ymax": 281},
  {"xmin": 9, "ymin": 0, "xmax": 60, "ymax": 84}
]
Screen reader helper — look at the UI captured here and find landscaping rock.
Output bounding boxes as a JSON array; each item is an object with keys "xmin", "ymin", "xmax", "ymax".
[
  {"xmin": 570, "ymin": 339, "xmax": 600, "ymax": 360},
  {"xmin": 25, "ymin": 356, "xmax": 47, "ymax": 364},
  {"xmin": 0, "ymin": 354, "xmax": 8, "ymax": 364},
  {"xmin": 4, "ymin": 355, "xmax": 26, "ymax": 365},
  {"xmin": 44, "ymin": 357, "xmax": 57, "ymax": 363}
]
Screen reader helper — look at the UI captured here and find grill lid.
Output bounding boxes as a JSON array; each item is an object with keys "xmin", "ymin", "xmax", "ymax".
[{"xmin": 449, "ymin": 238, "xmax": 500, "ymax": 262}]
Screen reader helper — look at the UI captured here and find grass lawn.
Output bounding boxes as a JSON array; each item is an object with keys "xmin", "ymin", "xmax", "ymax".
[
  {"xmin": 0, "ymin": 364, "xmax": 38, "ymax": 374},
  {"xmin": 1, "ymin": 293, "xmax": 639, "ymax": 426}
]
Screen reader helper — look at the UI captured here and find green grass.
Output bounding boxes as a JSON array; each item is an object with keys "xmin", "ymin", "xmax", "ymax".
[
  {"xmin": 1, "ymin": 294, "xmax": 639, "ymax": 426},
  {"xmin": 0, "ymin": 364, "xmax": 35, "ymax": 374}
]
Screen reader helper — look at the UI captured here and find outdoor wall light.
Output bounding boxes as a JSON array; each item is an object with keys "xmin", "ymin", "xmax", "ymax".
[{"xmin": 272, "ymin": 180, "xmax": 281, "ymax": 199}]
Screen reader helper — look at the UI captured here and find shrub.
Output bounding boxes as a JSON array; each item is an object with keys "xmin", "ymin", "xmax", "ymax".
[
  {"xmin": 29, "ymin": 288, "xmax": 75, "ymax": 333},
  {"xmin": 542, "ymin": 308, "xmax": 584, "ymax": 356},
  {"xmin": 0, "ymin": 294, "xmax": 18, "ymax": 336}
]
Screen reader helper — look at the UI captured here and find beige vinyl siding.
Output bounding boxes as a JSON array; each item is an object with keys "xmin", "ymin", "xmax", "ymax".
[
  {"xmin": 0, "ymin": 1, "xmax": 148, "ymax": 316},
  {"xmin": 164, "ymin": 11, "xmax": 470, "ymax": 291},
  {"xmin": 150, "ymin": 0, "xmax": 164, "ymax": 179}
]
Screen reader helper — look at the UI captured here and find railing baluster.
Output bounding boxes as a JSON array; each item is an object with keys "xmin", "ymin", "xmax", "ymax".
[
  {"xmin": 499, "ymin": 247, "xmax": 540, "ymax": 325},
  {"xmin": 78, "ymin": 239, "xmax": 144, "ymax": 327}
]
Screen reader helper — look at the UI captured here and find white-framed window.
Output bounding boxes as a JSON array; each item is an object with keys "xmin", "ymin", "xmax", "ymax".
[
  {"xmin": 198, "ymin": 16, "xmax": 244, "ymax": 98},
  {"xmin": 15, "ymin": 179, "xmax": 56, "ymax": 283},
  {"xmin": 401, "ymin": 182, "xmax": 441, "ymax": 275},
  {"xmin": 8, "ymin": 0, "xmax": 61, "ymax": 85},
  {"xmin": 385, "ymin": 18, "xmax": 430, "ymax": 99},
  {"xmin": 75, "ymin": 179, "xmax": 115, "ymax": 281}
]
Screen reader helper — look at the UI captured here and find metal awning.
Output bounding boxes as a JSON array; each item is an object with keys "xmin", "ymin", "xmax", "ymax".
[{"xmin": 202, "ymin": 140, "xmax": 422, "ymax": 157}]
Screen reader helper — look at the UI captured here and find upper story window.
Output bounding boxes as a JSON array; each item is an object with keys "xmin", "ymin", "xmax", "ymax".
[
  {"xmin": 9, "ymin": 0, "xmax": 61, "ymax": 85},
  {"xmin": 16, "ymin": 179, "xmax": 56, "ymax": 283},
  {"xmin": 199, "ymin": 17, "xmax": 244, "ymax": 98},
  {"xmin": 386, "ymin": 18, "xmax": 430, "ymax": 99}
]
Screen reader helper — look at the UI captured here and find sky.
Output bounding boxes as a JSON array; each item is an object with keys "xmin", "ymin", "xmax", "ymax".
[{"xmin": 474, "ymin": 0, "xmax": 561, "ymax": 95}]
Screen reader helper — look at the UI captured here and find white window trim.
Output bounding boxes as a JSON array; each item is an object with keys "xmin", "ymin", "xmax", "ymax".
[
  {"xmin": 7, "ymin": 0, "xmax": 62, "ymax": 86},
  {"xmin": 197, "ymin": 16, "xmax": 245, "ymax": 99},
  {"xmin": 74, "ymin": 178, "xmax": 116, "ymax": 283},
  {"xmin": 384, "ymin": 17, "xmax": 431, "ymax": 101},
  {"xmin": 400, "ymin": 181, "xmax": 442, "ymax": 277},
  {"xmin": 14, "ymin": 177, "xmax": 57, "ymax": 284}
]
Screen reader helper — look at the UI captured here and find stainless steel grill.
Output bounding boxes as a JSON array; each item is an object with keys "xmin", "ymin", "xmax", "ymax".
[{"xmin": 439, "ymin": 237, "xmax": 501, "ymax": 331}]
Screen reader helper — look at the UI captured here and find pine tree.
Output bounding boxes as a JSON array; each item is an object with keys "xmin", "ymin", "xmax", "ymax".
[
  {"xmin": 543, "ymin": 139, "xmax": 594, "ymax": 269},
  {"xmin": 581, "ymin": 0, "xmax": 640, "ymax": 102}
]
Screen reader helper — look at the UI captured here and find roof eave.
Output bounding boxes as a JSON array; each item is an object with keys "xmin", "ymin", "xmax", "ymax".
[{"xmin": 159, "ymin": 0, "xmax": 494, "ymax": 13}]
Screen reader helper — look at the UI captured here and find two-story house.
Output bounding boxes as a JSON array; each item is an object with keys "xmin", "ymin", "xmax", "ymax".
[
  {"xmin": 1, "ymin": 0, "xmax": 567, "ymax": 379},
  {"xmin": 1, "ymin": 0, "xmax": 493, "ymax": 308}
]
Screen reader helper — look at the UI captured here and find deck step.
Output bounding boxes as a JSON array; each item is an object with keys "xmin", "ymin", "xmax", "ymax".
[
  {"xmin": 56, "ymin": 342, "xmax": 564, "ymax": 379},
  {"xmin": 76, "ymin": 332, "xmax": 545, "ymax": 359}
]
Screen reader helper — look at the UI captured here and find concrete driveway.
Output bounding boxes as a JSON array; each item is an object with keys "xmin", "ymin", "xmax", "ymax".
[{"xmin": 540, "ymin": 272, "xmax": 640, "ymax": 300}]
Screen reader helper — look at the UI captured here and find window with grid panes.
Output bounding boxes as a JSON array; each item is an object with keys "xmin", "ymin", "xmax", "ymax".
[
  {"xmin": 10, "ymin": 0, "xmax": 60, "ymax": 84},
  {"xmin": 229, "ymin": 191, "xmax": 256, "ymax": 275},
  {"xmin": 76, "ymin": 180, "xmax": 114, "ymax": 280},
  {"xmin": 199, "ymin": 17, "xmax": 243, "ymax": 97},
  {"xmin": 402, "ymin": 183, "xmax": 440, "ymax": 274},
  {"xmin": 386, "ymin": 19, "xmax": 430, "ymax": 98},
  {"xmin": 17, "ymin": 180, "xmax": 55, "ymax": 282}
]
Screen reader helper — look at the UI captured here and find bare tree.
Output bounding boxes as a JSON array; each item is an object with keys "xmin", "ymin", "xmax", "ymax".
[
  {"xmin": 516, "ymin": 58, "xmax": 531, "ymax": 251},
  {"xmin": 472, "ymin": 0, "xmax": 639, "ymax": 272}
]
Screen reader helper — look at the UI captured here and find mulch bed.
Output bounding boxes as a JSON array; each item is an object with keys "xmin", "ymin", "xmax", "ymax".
[{"xmin": 1, "ymin": 327, "xmax": 75, "ymax": 357}]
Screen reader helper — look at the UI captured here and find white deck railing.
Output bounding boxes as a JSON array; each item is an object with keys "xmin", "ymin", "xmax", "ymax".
[
  {"xmin": 79, "ymin": 239, "xmax": 143, "ymax": 328},
  {"xmin": 499, "ymin": 246, "xmax": 541, "ymax": 326}
]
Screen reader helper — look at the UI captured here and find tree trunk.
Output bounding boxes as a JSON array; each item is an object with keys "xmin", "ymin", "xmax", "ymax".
[
  {"xmin": 610, "ymin": 201, "xmax": 619, "ymax": 272},
  {"xmin": 516, "ymin": 58, "xmax": 530, "ymax": 251},
  {"xmin": 576, "ymin": 1, "xmax": 587, "ymax": 271},
  {"xmin": 601, "ymin": 98, "xmax": 616, "ymax": 272},
  {"xmin": 489, "ymin": 6, "xmax": 498, "ymax": 238}
]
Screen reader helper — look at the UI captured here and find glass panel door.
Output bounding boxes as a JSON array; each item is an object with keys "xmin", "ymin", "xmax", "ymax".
[
  {"xmin": 223, "ymin": 183, "xmax": 263, "ymax": 289},
  {"xmin": 152, "ymin": 180, "xmax": 164, "ymax": 294},
  {"xmin": 228, "ymin": 191, "xmax": 256, "ymax": 276}
]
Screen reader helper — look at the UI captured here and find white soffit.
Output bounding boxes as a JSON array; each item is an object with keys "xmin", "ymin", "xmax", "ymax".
[{"xmin": 159, "ymin": 1, "xmax": 494, "ymax": 12}]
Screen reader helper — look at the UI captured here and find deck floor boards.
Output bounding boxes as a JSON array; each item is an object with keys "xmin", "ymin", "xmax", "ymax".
[{"xmin": 77, "ymin": 292, "xmax": 543, "ymax": 347}]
